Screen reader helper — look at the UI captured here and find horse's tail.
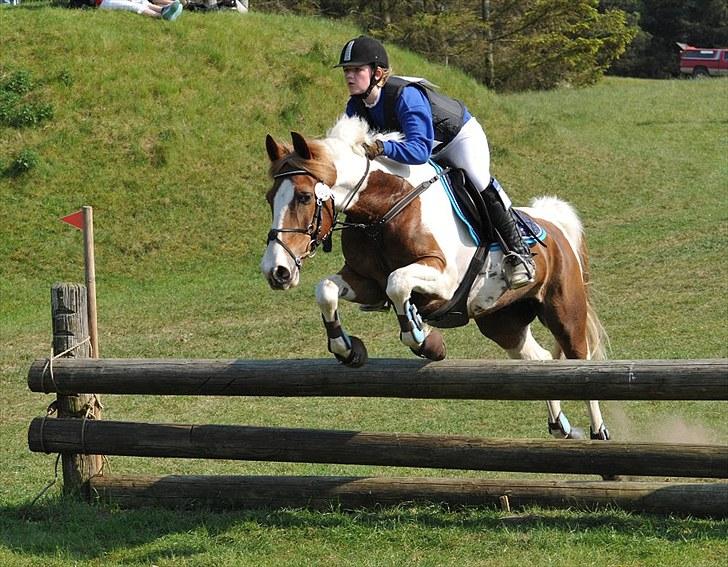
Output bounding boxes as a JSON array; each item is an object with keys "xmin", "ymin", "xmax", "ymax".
[
  {"xmin": 580, "ymin": 238, "xmax": 610, "ymax": 360},
  {"xmin": 529, "ymin": 196, "xmax": 610, "ymax": 360}
]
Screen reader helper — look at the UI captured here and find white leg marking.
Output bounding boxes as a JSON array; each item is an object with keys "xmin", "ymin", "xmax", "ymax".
[
  {"xmin": 547, "ymin": 401, "xmax": 563, "ymax": 423},
  {"xmin": 315, "ymin": 275, "xmax": 354, "ymax": 358},
  {"xmin": 587, "ymin": 400, "xmax": 605, "ymax": 433},
  {"xmin": 502, "ymin": 326, "xmax": 573, "ymax": 437},
  {"xmin": 315, "ymin": 277, "xmax": 342, "ymax": 322},
  {"xmin": 505, "ymin": 326, "xmax": 552, "ymax": 361},
  {"xmin": 386, "ymin": 263, "xmax": 454, "ymax": 310}
]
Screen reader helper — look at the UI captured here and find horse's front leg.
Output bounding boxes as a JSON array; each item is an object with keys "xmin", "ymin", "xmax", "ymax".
[
  {"xmin": 386, "ymin": 260, "xmax": 453, "ymax": 361},
  {"xmin": 316, "ymin": 267, "xmax": 386, "ymax": 368}
]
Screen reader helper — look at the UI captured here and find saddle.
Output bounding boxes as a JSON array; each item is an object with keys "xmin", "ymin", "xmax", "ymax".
[{"xmin": 423, "ymin": 167, "xmax": 545, "ymax": 329}]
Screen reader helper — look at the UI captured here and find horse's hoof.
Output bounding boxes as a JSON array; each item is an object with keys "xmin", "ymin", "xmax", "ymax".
[
  {"xmin": 590, "ymin": 425, "xmax": 611, "ymax": 441},
  {"xmin": 334, "ymin": 335, "xmax": 368, "ymax": 368},
  {"xmin": 601, "ymin": 474, "xmax": 623, "ymax": 482},
  {"xmin": 410, "ymin": 330, "xmax": 447, "ymax": 361}
]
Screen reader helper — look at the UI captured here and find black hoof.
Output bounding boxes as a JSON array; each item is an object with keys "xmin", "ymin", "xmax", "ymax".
[
  {"xmin": 590, "ymin": 426, "xmax": 611, "ymax": 441},
  {"xmin": 410, "ymin": 330, "xmax": 447, "ymax": 361},
  {"xmin": 601, "ymin": 474, "xmax": 623, "ymax": 482},
  {"xmin": 334, "ymin": 336, "xmax": 368, "ymax": 368}
]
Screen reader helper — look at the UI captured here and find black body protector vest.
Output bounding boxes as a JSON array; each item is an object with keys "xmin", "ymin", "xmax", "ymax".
[{"xmin": 350, "ymin": 76, "xmax": 467, "ymax": 153}]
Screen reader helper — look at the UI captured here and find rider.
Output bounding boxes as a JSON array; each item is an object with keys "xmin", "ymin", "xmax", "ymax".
[{"xmin": 335, "ymin": 35, "xmax": 535, "ymax": 289}]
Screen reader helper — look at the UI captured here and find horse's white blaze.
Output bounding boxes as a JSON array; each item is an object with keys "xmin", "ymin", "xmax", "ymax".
[{"xmin": 260, "ymin": 181, "xmax": 300, "ymax": 287}]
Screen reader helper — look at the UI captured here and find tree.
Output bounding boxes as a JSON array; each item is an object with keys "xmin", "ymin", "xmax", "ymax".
[
  {"xmin": 480, "ymin": 0, "xmax": 637, "ymax": 89},
  {"xmin": 256, "ymin": 0, "xmax": 638, "ymax": 90}
]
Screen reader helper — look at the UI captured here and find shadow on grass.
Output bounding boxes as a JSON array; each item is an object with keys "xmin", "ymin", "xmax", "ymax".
[{"xmin": 1, "ymin": 494, "xmax": 727, "ymax": 563}]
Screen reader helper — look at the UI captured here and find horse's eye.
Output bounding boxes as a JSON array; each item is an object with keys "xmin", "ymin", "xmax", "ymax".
[{"xmin": 296, "ymin": 192, "xmax": 313, "ymax": 205}]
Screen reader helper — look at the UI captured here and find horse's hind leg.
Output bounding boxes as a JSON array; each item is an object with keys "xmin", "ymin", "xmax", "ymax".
[
  {"xmin": 587, "ymin": 401, "xmax": 610, "ymax": 440},
  {"xmin": 475, "ymin": 306, "xmax": 583, "ymax": 439},
  {"xmin": 539, "ymin": 283, "xmax": 610, "ymax": 440}
]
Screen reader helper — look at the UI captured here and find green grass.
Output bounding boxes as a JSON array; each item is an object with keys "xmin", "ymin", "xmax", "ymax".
[{"xmin": 1, "ymin": 7, "xmax": 727, "ymax": 567}]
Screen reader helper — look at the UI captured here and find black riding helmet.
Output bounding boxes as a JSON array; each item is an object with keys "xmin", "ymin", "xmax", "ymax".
[
  {"xmin": 334, "ymin": 36, "xmax": 389, "ymax": 69},
  {"xmin": 335, "ymin": 36, "xmax": 389, "ymax": 100}
]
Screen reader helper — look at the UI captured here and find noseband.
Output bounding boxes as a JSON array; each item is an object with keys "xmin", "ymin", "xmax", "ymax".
[{"xmin": 267, "ymin": 161, "xmax": 370, "ymax": 267}]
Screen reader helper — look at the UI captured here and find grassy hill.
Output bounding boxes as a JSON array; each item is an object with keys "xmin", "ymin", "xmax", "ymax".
[{"xmin": 1, "ymin": 7, "xmax": 727, "ymax": 567}]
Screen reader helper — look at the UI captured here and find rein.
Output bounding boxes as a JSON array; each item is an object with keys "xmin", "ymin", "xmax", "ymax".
[
  {"xmin": 267, "ymin": 158, "xmax": 449, "ymax": 266},
  {"xmin": 337, "ymin": 166, "xmax": 450, "ymax": 240}
]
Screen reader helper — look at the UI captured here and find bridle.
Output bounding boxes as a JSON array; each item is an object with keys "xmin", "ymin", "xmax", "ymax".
[
  {"xmin": 266, "ymin": 160, "xmax": 370, "ymax": 267},
  {"xmin": 267, "ymin": 156, "xmax": 448, "ymax": 268}
]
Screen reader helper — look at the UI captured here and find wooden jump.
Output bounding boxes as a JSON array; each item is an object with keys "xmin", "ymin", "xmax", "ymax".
[
  {"xmin": 88, "ymin": 475, "xmax": 728, "ymax": 518},
  {"xmin": 27, "ymin": 357, "xmax": 728, "ymax": 400},
  {"xmin": 27, "ymin": 283, "xmax": 728, "ymax": 517},
  {"xmin": 28, "ymin": 418, "xmax": 728, "ymax": 479}
]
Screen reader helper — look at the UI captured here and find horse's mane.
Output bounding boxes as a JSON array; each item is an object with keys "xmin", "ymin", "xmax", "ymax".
[
  {"xmin": 326, "ymin": 114, "xmax": 404, "ymax": 157},
  {"xmin": 269, "ymin": 115, "xmax": 405, "ymax": 185}
]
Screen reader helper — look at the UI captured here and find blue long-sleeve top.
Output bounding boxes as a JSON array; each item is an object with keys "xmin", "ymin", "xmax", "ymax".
[{"xmin": 346, "ymin": 85, "xmax": 435, "ymax": 165}]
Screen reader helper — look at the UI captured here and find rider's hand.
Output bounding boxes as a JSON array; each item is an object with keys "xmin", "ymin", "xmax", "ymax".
[{"xmin": 363, "ymin": 140, "xmax": 384, "ymax": 160}]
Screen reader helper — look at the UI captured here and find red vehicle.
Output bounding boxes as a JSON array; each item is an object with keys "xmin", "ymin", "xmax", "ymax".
[{"xmin": 677, "ymin": 43, "xmax": 728, "ymax": 78}]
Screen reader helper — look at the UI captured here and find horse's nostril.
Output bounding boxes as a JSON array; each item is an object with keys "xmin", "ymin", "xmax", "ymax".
[{"xmin": 274, "ymin": 266, "xmax": 291, "ymax": 283}]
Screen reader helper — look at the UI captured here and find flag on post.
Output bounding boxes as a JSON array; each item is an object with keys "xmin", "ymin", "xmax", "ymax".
[
  {"xmin": 61, "ymin": 210, "xmax": 85, "ymax": 230},
  {"xmin": 59, "ymin": 206, "xmax": 100, "ymax": 358}
]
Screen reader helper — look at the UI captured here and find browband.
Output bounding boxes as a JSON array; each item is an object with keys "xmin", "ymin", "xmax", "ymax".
[{"xmin": 273, "ymin": 169, "xmax": 312, "ymax": 179}]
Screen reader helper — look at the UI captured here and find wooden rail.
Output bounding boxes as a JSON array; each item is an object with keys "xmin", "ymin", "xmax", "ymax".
[
  {"xmin": 89, "ymin": 475, "xmax": 728, "ymax": 518},
  {"xmin": 28, "ymin": 418, "xmax": 728, "ymax": 479},
  {"xmin": 27, "ymin": 357, "xmax": 728, "ymax": 400},
  {"xmin": 27, "ymin": 284, "xmax": 728, "ymax": 516}
]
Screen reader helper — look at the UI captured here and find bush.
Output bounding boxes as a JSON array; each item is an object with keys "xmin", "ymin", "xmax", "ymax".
[
  {"xmin": 3, "ymin": 148, "xmax": 40, "ymax": 177},
  {"xmin": 0, "ymin": 68, "xmax": 54, "ymax": 127}
]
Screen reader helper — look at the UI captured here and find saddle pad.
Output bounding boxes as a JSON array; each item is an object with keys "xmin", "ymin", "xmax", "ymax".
[
  {"xmin": 430, "ymin": 160, "xmax": 546, "ymax": 250},
  {"xmin": 508, "ymin": 209, "xmax": 547, "ymax": 251}
]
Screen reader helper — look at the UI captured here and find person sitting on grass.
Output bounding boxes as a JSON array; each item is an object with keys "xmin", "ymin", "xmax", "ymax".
[{"xmin": 97, "ymin": 0, "xmax": 183, "ymax": 21}]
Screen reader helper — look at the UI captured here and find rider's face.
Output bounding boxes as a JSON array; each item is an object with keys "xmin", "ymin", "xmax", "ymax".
[{"xmin": 343, "ymin": 65, "xmax": 374, "ymax": 96}]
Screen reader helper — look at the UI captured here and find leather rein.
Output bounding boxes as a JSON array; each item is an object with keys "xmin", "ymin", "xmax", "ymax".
[{"xmin": 267, "ymin": 158, "xmax": 448, "ymax": 266}]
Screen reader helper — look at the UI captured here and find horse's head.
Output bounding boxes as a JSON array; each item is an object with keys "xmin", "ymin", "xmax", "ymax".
[{"xmin": 261, "ymin": 132, "xmax": 338, "ymax": 290}]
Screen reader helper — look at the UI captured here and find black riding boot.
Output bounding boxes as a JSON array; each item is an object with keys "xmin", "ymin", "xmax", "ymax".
[{"xmin": 479, "ymin": 182, "xmax": 535, "ymax": 289}]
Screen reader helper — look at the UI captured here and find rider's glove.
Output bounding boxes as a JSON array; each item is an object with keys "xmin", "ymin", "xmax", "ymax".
[{"xmin": 363, "ymin": 140, "xmax": 384, "ymax": 160}]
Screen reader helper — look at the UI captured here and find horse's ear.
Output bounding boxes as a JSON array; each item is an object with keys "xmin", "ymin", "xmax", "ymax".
[
  {"xmin": 265, "ymin": 134, "xmax": 286, "ymax": 162},
  {"xmin": 291, "ymin": 132, "xmax": 312, "ymax": 160}
]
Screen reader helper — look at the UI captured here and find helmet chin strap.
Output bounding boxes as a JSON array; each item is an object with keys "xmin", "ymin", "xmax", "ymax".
[{"xmin": 354, "ymin": 66, "xmax": 380, "ymax": 100}]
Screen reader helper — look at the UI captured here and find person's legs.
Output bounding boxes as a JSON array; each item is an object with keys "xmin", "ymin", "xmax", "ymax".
[
  {"xmin": 437, "ymin": 118, "xmax": 535, "ymax": 289},
  {"xmin": 98, "ymin": 0, "xmax": 161, "ymax": 17}
]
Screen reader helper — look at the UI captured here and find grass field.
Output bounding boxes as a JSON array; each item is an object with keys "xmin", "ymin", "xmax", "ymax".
[{"xmin": 1, "ymin": 7, "xmax": 727, "ymax": 567}]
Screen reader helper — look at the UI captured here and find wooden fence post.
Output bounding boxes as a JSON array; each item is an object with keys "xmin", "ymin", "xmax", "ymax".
[{"xmin": 51, "ymin": 282, "xmax": 102, "ymax": 496}]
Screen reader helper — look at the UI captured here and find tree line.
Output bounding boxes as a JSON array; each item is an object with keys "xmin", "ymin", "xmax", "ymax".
[{"xmin": 255, "ymin": 0, "xmax": 728, "ymax": 90}]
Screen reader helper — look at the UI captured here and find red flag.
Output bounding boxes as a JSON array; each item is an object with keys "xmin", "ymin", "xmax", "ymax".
[{"xmin": 61, "ymin": 210, "xmax": 84, "ymax": 230}]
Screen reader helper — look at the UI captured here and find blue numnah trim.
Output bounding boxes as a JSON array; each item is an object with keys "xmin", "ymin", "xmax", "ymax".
[
  {"xmin": 429, "ymin": 160, "xmax": 547, "ymax": 252},
  {"xmin": 429, "ymin": 160, "xmax": 480, "ymax": 245}
]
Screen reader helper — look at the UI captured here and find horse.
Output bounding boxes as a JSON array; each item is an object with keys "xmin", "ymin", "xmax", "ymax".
[{"xmin": 261, "ymin": 114, "xmax": 610, "ymax": 441}]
